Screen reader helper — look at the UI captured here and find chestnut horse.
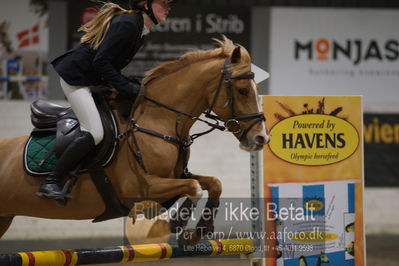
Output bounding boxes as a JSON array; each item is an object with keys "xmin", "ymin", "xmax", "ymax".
[{"xmin": 0, "ymin": 37, "xmax": 269, "ymax": 244}]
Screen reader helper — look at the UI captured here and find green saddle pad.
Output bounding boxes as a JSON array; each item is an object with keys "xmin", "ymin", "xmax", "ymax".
[{"xmin": 24, "ymin": 134, "xmax": 57, "ymax": 175}]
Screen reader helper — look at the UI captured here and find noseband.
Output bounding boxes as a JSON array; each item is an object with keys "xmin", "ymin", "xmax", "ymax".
[{"xmin": 204, "ymin": 58, "xmax": 266, "ymax": 141}]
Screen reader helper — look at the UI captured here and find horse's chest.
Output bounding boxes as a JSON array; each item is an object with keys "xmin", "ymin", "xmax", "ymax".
[{"xmin": 143, "ymin": 146, "xmax": 181, "ymax": 177}]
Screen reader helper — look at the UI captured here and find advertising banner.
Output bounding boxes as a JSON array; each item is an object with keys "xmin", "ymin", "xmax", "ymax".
[
  {"xmin": 125, "ymin": 5, "xmax": 250, "ymax": 78},
  {"xmin": 364, "ymin": 113, "xmax": 399, "ymax": 186},
  {"xmin": 0, "ymin": 0, "xmax": 48, "ymax": 100},
  {"xmin": 269, "ymin": 8, "xmax": 399, "ymax": 105},
  {"xmin": 68, "ymin": 3, "xmax": 250, "ymax": 78},
  {"xmin": 270, "ymin": 180, "xmax": 356, "ymax": 265},
  {"xmin": 262, "ymin": 96, "xmax": 364, "ymax": 265}
]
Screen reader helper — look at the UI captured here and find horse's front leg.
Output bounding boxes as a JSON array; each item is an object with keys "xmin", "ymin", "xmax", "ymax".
[
  {"xmin": 129, "ymin": 174, "xmax": 203, "ymax": 222},
  {"xmin": 176, "ymin": 174, "xmax": 222, "ymax": 247},
  {"xmin": 192, "ymin": 174, "xmax": 222, "ymax": 236},
  {"xmin": 146, "ymin": 174, "xmax": 204, "ymax": 201}
]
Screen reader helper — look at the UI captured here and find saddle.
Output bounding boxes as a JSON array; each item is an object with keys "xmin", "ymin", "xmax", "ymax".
[
  {"xmin": 26, "ymin": 93, "xmax": 117, "ymax": 175},
  {"xmin": 24, "ymin": 93, "xmax": 129, "ymax": 222}
]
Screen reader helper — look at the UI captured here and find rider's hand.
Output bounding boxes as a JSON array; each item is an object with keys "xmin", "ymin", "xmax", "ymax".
[
  {"xmin": 127, "ymin": 81, "xmax": 140, "ymax": 98},
  {"xmin": 123, "ymin": 75, "xmax": 141, "ymax": 98}
]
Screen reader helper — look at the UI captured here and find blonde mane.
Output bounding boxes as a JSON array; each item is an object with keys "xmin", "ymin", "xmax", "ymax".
[{"xmin": 143, "ymin": 36, "xmax": 251, "ymax": 85}]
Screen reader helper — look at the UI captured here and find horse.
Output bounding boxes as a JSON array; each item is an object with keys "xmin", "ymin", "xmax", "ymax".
[{"xmin": 0, "ymin": 36, "xmax": 269, "ymax": 245}]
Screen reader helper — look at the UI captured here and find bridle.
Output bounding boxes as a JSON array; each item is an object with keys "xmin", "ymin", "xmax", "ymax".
[
  {"xmin": 204, "ymin": 58, "xmax": 265, "ymax": 141},
  {"xmin": 119, "ymin": 57, "xmax": 265, "ymax": 148}
]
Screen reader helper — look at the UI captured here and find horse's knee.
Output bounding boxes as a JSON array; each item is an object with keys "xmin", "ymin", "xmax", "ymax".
[
  {"xmin": 187, "ymin": 180, "xmax": 203, "ymax": 204},
  {"xmin": 207, "ymin": 177, "xmax": 222, "ymax": 198}
]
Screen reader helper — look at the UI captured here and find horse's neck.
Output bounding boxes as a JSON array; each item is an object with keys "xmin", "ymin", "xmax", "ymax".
[{"xmin": 141, "ymin": 59, "xmax": 223, "ymax": 136}]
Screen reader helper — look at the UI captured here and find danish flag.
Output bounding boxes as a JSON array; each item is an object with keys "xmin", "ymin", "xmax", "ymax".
[{"xmin": 16, "ymin": 23, "xmax": 40, "ymax": 48}]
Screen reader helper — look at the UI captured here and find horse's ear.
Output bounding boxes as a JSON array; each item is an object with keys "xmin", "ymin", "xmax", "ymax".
[{"xmin": 231, "ymin": 46, "xmax": 241, "ymax": 64}]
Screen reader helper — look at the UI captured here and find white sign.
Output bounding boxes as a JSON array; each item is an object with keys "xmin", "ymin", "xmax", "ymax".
[
  {"xmin": 269, "ymin": 8, "xmax": 399, "ymax": 105},
  {"xmin": 252, "ymin": 63, "xmax": 270, "ymax": 84}
]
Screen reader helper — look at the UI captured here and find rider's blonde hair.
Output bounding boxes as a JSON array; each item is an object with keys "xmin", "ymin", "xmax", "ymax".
[{"xmin": 79, "ymin": 2, "xmax": 139, "ymax": 50}]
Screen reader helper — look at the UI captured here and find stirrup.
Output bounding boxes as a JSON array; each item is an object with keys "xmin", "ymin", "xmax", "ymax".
[
  {"xmin": 36, "ymin": 183, "xmax": 62, "ymax": 199},
  {"xmin": 36, "ymin": 191, "xmax": 62, "ymax": 199},
  {"xmin": 53, "ymin": 177, "xmax": 76, "ymax": 207}
]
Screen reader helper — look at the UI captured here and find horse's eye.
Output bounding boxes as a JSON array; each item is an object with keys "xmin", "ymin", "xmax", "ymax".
[{"xmin": 238, "ymin": 88, "xmax": 249, "ymax": 96}]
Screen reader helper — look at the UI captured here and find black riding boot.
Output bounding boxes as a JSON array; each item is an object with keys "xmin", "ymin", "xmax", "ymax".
[{"xmin": 37, "ymin": 131, "xmax": 95, "ymax": 199}]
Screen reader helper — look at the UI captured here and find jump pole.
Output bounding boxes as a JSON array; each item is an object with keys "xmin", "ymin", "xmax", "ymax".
[{"xmin": 0, "ymin": 238, "xmax": 255, "ymax": 266}]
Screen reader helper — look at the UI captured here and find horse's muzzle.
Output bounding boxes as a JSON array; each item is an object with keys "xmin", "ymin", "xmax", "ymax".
[
  {"xmin": 254, "ymin": 134, "xmax": 270, "ymax": 145},
  {"xmin": 236, "ymin": 115, "xmax": 270, "ymax": 152},
  {"xmin": 239, "ymin": 133, "xmax": 270, "ymax": 152}
]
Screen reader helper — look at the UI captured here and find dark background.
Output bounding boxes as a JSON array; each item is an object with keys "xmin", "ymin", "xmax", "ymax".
[{"xmin": 364, "ymin": 114, "xmax": 399, "ymax": 187}]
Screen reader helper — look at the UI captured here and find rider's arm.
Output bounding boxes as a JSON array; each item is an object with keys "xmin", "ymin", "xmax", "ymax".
[{"xmin": 92, "ymin": 15, "xmax": 142, "ymax": 97}]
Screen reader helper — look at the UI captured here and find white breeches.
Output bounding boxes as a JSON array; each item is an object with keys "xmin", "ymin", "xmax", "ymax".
[{"xmin": 60, "ymin": 78, "xmax": 104, "ymax": 145}]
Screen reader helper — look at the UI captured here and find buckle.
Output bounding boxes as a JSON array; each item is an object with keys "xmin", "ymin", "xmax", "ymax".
[{"xmin": 225, "ymin": 119, "xmax": 241, "ymax": 134}]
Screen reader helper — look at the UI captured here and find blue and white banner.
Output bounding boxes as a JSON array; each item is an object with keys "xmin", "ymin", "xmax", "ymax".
[{"xmin": 269, "ymin": 180, "xmax": 356, "ymax": 266}]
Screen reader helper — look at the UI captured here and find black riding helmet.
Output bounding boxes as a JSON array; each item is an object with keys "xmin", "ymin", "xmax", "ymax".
[{"xmin": 129, "ymin": 0, "xmax": 175, "ymax": 25}]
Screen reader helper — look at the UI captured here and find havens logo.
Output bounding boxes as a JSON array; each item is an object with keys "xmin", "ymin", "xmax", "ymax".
[
  {"xmin": 269, "ymin": 114, "xmax": 359, "ymax": 166},
  {"xmin": 295, "ymin": 38, "xmax": 399, "ymax": 65}
]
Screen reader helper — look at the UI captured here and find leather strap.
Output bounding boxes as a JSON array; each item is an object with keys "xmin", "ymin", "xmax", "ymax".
[{"xmin": 89, "ymin": 162, "xmax": 130, "ymax": 223}]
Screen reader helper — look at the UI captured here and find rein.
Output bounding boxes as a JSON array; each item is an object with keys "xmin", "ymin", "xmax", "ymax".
[
  {"xmin": 118, "ymin": 57, "xmax": 265, "ymax": 173},
  {"xmin": 118, "ymin": 96, "xmax": 225, "ymax": 150}
]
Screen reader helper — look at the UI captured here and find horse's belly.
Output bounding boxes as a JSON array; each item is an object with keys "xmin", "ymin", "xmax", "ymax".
[
  {"xmin": 0, "ymin": 173, "xmax": 106, "ymax": 219},
  {"xmin": 0, "ymin": 137, "xmax": 106, "ymax": 218},
  {"xmin": 0, "ymin": 136, "xmax": 40, "ymax": 214}
]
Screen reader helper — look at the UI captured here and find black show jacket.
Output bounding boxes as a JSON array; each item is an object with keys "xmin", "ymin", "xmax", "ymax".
[{"xmin": 51, "ymin": 12, "xmax": 145, "ymax": 94}]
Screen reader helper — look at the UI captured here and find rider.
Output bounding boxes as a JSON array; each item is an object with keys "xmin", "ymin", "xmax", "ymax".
[{"xmin": 37, "ymin": 0, "xmax": 174, "ymax": 199}]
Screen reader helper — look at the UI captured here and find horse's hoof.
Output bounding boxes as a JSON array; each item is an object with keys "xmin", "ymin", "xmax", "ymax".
[
  {"xmin": 206, "ymin": 224, "xmax": 215, "ymax": 235},
  {"xmin": 170, "ymin": 220, "xmax": 181, "ymax": 234},
  {"xmin": 177, "ymin": 229, "xmax": 201, "ymax": 249}
]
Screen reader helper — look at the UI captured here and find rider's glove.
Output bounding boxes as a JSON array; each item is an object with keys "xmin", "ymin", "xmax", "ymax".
[{"xmin": 122, "ymin": 75, "xmax": 141, "ymax": 98}]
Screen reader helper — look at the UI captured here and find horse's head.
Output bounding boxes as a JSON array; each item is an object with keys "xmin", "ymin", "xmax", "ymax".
[
  {"xmin": 207, "ymin": 38, "xmax": 270, "ymax": 152},
  {"xmin": 141, "ymin": 36, "xmax": 269, "ymax": 151}
]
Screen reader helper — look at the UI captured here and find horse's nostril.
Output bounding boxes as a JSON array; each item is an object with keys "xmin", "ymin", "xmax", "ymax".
[{"xmin": 255, "ymin": 135, "xmax": 268, "ymax": 145}]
